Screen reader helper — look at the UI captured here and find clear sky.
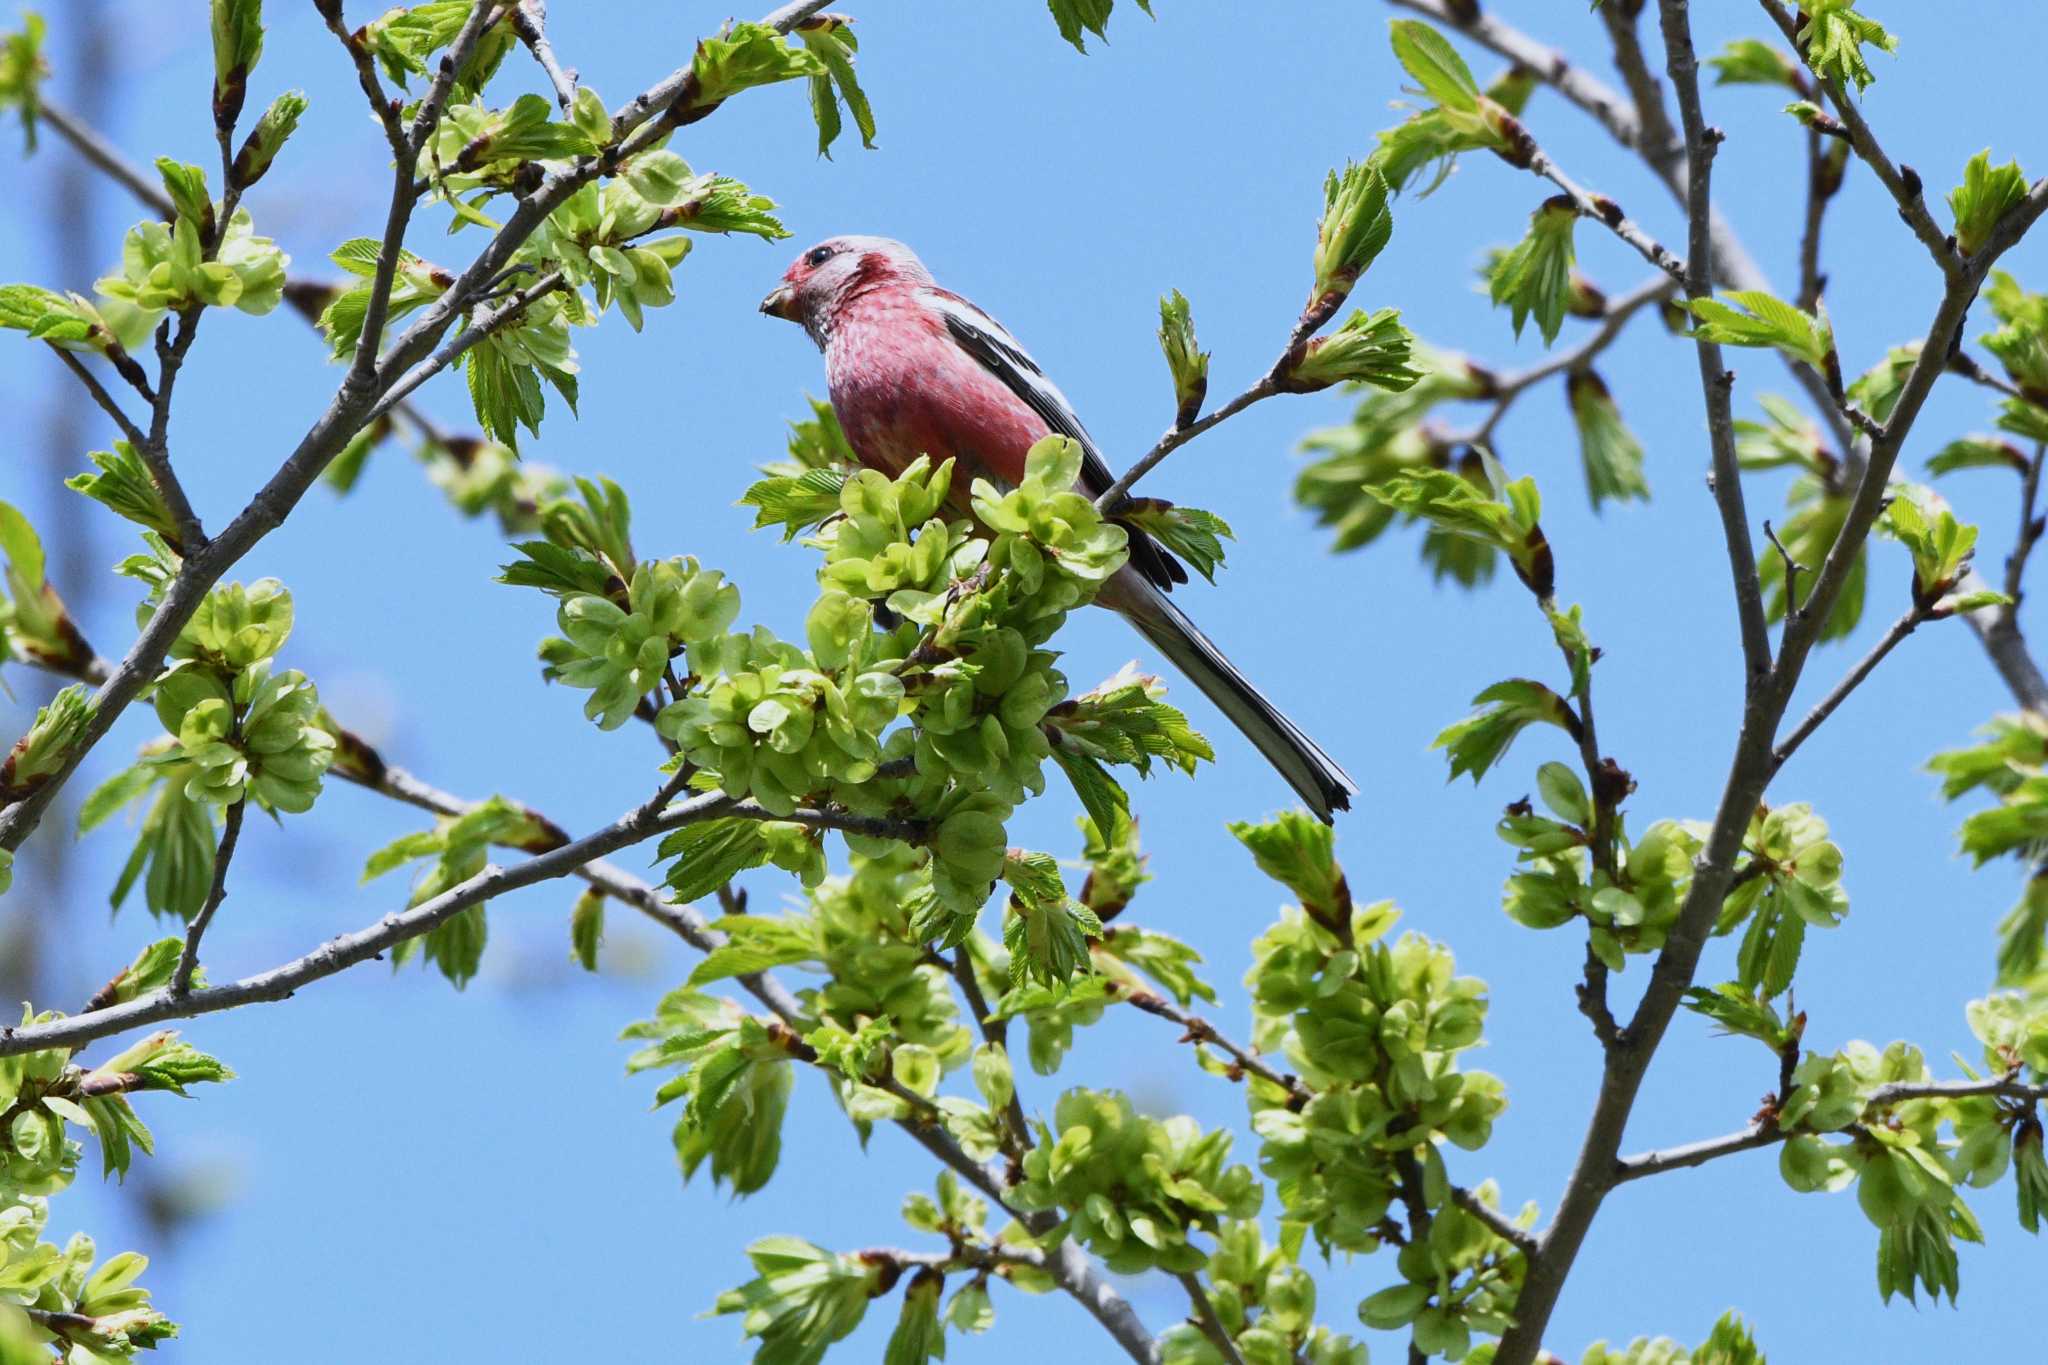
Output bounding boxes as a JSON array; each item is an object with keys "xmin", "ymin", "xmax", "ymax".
[{"xmin": 2, "ymin": 2, "xmax": 2044, "ymax": 1361}]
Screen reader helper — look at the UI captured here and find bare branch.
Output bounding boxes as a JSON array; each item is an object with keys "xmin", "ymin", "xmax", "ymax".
[
  {"xmin": 1615, "ymin": 1075, "xmax": 2048, "ymax": 1183},
  {"xmin": 36, "ymin": 101, "xmax": 173, "ymax": 217},
  {"xmin": 1526, "ymin": 151, "xmax": 1686, "ymax": 281},
  {"xmin": 171, "ymin": 798, "xmax": 245, "ymax": 995},
  {"xmin": 1770, "ymin": 604, "xmax": 1930, "ymax": 775},
  {"xmin": 2007, "ymin": 443, "xmax": 2047, "ymax": 610},
  {"xmin": 1094, "ymin": 375, "xmax": 1280, "ymax": 511},
  {"xmin": 1759, "ymin": 0, "xmax": 1959, "ymax": 276},
  {"xmin": 313, "ymin": 0, "xmax": 409, "ymax": 159},
  {"xmin": 363, "ymin": 271, "xmax": 568, "ymax": 425},
  {"xmin": 1119, "ymin": 984, "xmax": 1307, "ymax": 1102},
  {"xmin": 1176, "ymin": 1273, "xmax": 1248, "ymax": 1365},
  {"xmin": 1593, "ymin": 0, "xmax": 1681, "ymax": 172},
  {"xmin": 1448, "ymin": 1184, "xmax": 1539, "ymax": 1258},
  {"xmin": 510, "ymin": 0, "xmax": 579, "ymax": 113}
]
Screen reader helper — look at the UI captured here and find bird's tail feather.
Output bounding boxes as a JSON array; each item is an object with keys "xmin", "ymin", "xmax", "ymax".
[{"xmin": 1102, "ymin": 571, "xmax": 1356, "ymax": 822}]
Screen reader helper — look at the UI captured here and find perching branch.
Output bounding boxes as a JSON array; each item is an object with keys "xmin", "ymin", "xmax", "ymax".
[
  {"xmin": 171, "ymin": 798, "xmax": 245, "ymax": 996},
  {"xmin": 1095, "ymin": 369, "xmax": 1281, "ymax": 511}
]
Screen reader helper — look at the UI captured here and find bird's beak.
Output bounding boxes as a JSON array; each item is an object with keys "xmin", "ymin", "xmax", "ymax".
[{"xmin": 759, "ymin": 284, "xmax": 796, "ymax": 321}]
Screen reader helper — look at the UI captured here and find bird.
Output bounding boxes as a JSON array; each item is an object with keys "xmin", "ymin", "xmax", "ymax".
[{"xmin": 760, "ymin": 235, "xmax": 1355, "ymax": 822}]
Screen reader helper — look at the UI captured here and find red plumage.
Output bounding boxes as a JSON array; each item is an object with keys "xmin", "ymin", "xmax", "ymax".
[{"xmin": 763, "ymin": 236, "xmax": 1356, "ymax": 820}]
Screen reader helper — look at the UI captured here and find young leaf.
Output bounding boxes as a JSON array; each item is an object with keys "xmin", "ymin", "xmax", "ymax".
[
  {"xmin": 1687, "ymin": 290, "xmax": 1834, "ymax": 369},
  {"xmin": 1488, "ymin": 197, "xmax": 1578, "ymax": 346},
  {"xmin": 1794, "ymin": 0, "xmax": 1898, "ymax": 93},
  {"xmin": 1949, "ymin": 150, "xmax": 2031, "ymax": 257},
  {"xmin": 1432, "ymin": 679, "xmax": 1577, "ymax": 784},
  {"xmin": 1156, "ymin": 288, "xmax": 1209, "ymax": 426},
  {"xmin": 795, "ymin": 17, "xmax": 876, "ymax": 158},
  {"xmin": 688, "ymin": 22, "xmax": 825, "ymax": 111},
  {"xmin": 1389, "ymin": 18, "xmax": 1482, "ymax": 111},
  {"xmin": 1310, "ymin": 161, "xmax": 1395, "ymax": 311},
  {"xmin": 1567, "ymin": 368, "xmax": 1650, "ymax": 508},
  {"xmin": 1707, "ymin": 37, "xmax": 1801, "ymax": 87},
  {"xmin": 1117, "ymin": 501, "xmax": 1232, "ymax": 584},
  {"xmin": 1286, "ymin": 307, "xmax": 1420, "ymax": 392},
  {"xmin": 67, "ymin": 443, "xmax": 182, "ymax": 546}
]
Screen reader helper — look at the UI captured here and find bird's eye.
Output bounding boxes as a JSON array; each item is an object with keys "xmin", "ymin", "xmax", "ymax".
[{"xmin": 805, "ymin": 246, "xmax": 835, "ymax": 268}]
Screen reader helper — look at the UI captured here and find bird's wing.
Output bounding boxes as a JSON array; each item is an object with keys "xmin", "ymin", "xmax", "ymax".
[
  {"xmin": 920, "ymin": 287, "xmax": 1188, "ymax": 590},
  {"xmin": 919, "ymin": 288, "xmax": 1121, "ymax": 498}
]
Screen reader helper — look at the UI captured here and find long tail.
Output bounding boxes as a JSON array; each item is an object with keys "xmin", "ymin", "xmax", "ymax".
[{"xmin": 1098, "ymin": 569, "xmax": 1356, "ymax": 822}]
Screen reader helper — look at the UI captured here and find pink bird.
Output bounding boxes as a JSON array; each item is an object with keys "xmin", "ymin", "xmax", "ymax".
[{"xmin": 761, "ymin": 235, "xmax": 1355, "ymax": 821}]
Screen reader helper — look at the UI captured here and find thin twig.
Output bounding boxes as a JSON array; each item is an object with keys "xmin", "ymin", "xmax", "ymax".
[
  {"xmin": 1448, "ymin": 1184, "xmax": 1539, "ymax": 1257},
  {"xmin": 1759, "ymin": 0, "xmax": 1959, "ymax": 276},
  {"xmin": 1761, "ymin": 518, "xmax": 1806, "ymax": 628},
  {"xmin": 1526, "ymin": 150, "xmax": 1686, "ymax": 281},
  {"xmin": 950, "ymin": 949, "xmax": 1033, "ymax": 1164},
  {"xmin": 1119, "ymin": 985, "xmax": 1307, "ymax": 1102},
  {"xmin": 314, "ymin": 0, "xmax": 409, "ymax": 159},
  {"xmin": 2005, "ymin": 442, "xmax": 2047, "ymax": 611},
  {"xmin": 1176, "ymin": 1273, "xmax": 1247, "ymax": 1365},
  {"xmin": 1769, "ymin": 604, "xmax": 1930, "ymax": 775},
  {"xmin": 1614, "ymin": 1075, "xmax": 2048, "ymax": 1183},
  {"xmin": 510, "ymin": 0, "xmax": 579, "ymax": 113},
  {"xmin": 171, "ymin": 799, "xmax": 245, "ymax": 995},
  {"xmin": 1095, "ymin": 375, "xmax": 1279, "ymax": 511},
  {"xmin": 50, "ymin": 340, "xmax": 201, "ymax": 554},
  {"xmin": 364, "ymin": 272, "xmax": 568, "ymax": 424},
  {"xmin": 1459, "ymin": 276, "xmax": 1677, "ymax": 447},
  {"xmin": 1593, "ymin": 0, "xmax": 1681, "ymax": 172}
]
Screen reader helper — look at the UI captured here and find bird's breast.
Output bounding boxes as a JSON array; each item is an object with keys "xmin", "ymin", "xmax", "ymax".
[{"xmin": 823, "ymin": 307, "xmax": 1047, "ymax": 496}]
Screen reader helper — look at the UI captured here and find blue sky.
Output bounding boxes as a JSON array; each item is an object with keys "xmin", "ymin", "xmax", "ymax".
[{"xmin": 2, "ymin": 2, "xmax": 2045, "ymax": 1360}]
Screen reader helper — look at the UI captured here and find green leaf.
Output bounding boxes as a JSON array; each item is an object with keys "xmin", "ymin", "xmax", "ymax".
[
  {"xmin": 1389, "ymin": 19, "xmax": 1481, "ymax": 112},
  {"xmin": 1050, "ymin": 745, "xmax": 1131, "ymax": 843},
  {"xmin": 154, "ymin": 158, "xmax": 213, "ymax": 232},
  {"xmin": 1365, "ymin": 460, "xmax": 1553, "ymax": 597},
  {"xmin": 1682, "ymin": 982, "xmax": 1793, "ymax": 1049},
  {"xmin": 0, "ymin": 13, "xmax": 48, "ymax": 150},
  {"xmin": 1567, "ymin": 368, "xmax": 1650, "ymax": 508},
  {"xmin": 210, "ymin": 0, "xmax": 264, "ymax": 131},
  {"xmin": 1879, "ymin": 485, "xmax": 1979, "ymax": 600},
  {"xmin": 231, "ymin": 88, "xmax": 308, "ymax": 189},
  {"xmin": 1487, "ymin": 197, "xmax": 1578, "ymax": 346},
  {"xmin": 1949, "ymin": 150, "xmax": 2030, "ymax": 257},
  {"xmin": 67, "ymin": 442, "xmax": 182, "ymax": 545},
  {"xmin": 1156, "ymin": 289, "xmax": 1209, "ymax": 424},
  {"xmin": 1707, "ymin": 37, "xmax": 1801, "ymax": 87},
  {"xmin": 796, "ymin": 18, "xmax": 876, "ymax": 158},
  {"xmin": 1047, "ymin": 0, "xmax": 1128, "ymax": 53},
  {"xmin": 712, "ymin": 1236, "xmax": 874, "ymax": 1358},
  {"xmin": 570, "ymin": 888, "xmax": 604, "ymax": 971},
  {"xmin": 1118, "ymin": 501, "xmax": 1232, "ymax": 584},
  {"xmin": 1795, "ymin": 0, "xmax": 1898, "ymax": 93},
  {"xmin": 1287, "ymin": 307, "xmax": 1420, "ymax": 392},
  {"xmin": 1687, "ymin": 290, "xmax": 1834, "ymax": 368},
  {"xmin": 1432, "ymin": 678, "xmax": 1577, "ymax": 784},
  {"xmin": 1928, "ymin": 437, "xmax": 2028, "ymax": 477},
  {"xmin": 688, "ymin": 21, "xmax": 825, "ymax": 110},
  {"xmin": 1044, "ymin": 666, "xmax": 1214, "ymax": 778},
  {"xmin": 1310, "ymin": 161, "xmax": 1394, "ymax": 309},
  {"xmin": 741, "ymin": 467, "xmax": 850, "ymax": 540},
  {"xmin": 1229, "ymin": 809, "xmax": 1348, "ymax": 925},
  {"xmin": 659, "ymin": 818, "xmax": 772, "ymax": 903}
]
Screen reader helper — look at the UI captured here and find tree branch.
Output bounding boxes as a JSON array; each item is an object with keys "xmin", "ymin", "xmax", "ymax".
[
  {"xmin": 171, "ymin": 798, "xmax": 245, "ymax": 995},
  {"xmin": 1458, "ymin": 275, "xmax": 1676, "ymax": 447},
  {"xmin": 314, "ymin": 0, "xmax": 409, "ymax": 159},
  {"xmin": 1770, "ymin": 603, "xmax": 1930, "ymax": 776},
  {"xmin": 1119, "ymin": 984, "xmax": 1307, "ymax": 1102},
  {"xmin": 1525, "ymin": 150, "xmax": 1686, "ymax": 281},
  {"xmin": 1614, "ymin": 1074, "xmax": 2048, "ymax": 1183},
  {"xmin": 510, "ymin": 0, "xmax": 579, "ymax": 113},
  {"xmin": 1176, "ymin": 1272, "xmax": 1248, "ymax": 1365},
  {"xmin": 1448, "ymin": 1183, "xmax": 1539, "ymax": 1258},
  {"xmin": 1758, "ymin": 0, "xmax": 1959, "ymax": 276},
  {"xmin": 0, "ymin": 1, "xmax": 839, "ymax": 856}
]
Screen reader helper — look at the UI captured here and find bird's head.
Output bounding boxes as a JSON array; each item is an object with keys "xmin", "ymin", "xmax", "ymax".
[{"xmin": 760, "ymin": 235, "xmax": 931, "ymax": 338}]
